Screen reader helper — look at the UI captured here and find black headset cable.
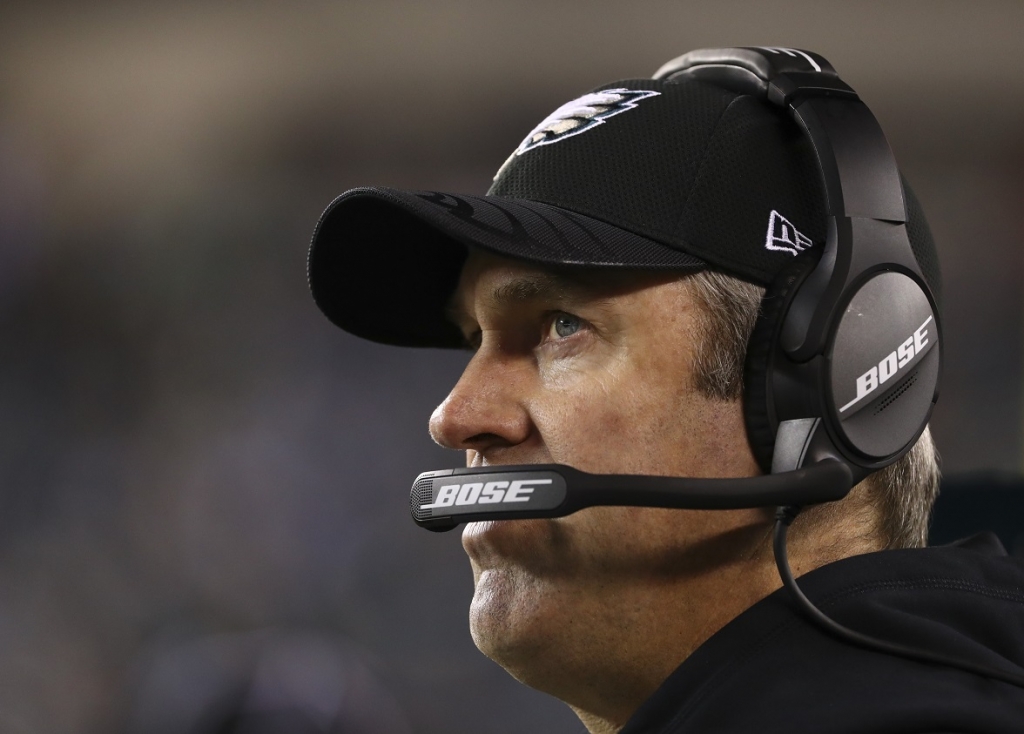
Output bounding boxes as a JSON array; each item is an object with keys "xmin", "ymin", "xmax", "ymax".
[{"xmin": 773, "ymin": 505, "xmax": 1024, "ymax": 690}]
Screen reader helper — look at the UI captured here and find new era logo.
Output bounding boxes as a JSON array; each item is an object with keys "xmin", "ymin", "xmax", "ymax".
[{"xmin": 764, "ymin": 210, "xmax": 813, "ymax": 255}]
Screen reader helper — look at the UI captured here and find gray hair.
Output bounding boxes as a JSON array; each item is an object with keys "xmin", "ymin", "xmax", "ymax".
[{"xmin": 685, "ymin": 269, "xmax": 940, "ymax": 549}]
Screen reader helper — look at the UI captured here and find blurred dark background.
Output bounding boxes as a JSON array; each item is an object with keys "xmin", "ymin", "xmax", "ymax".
[{"xmin": 0, "ymin": 1, "xmax": 1021, "ymax": 732}]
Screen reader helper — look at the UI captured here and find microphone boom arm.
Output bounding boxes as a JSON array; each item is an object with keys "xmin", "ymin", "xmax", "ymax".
[{"xmin": 410, "ymin": 461, "xmax": 853, "ymax": 532}]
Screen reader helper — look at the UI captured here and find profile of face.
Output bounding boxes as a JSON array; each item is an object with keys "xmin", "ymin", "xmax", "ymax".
[{"xmin": 429, "ymin": 250, "xmax": 772, "ymax": 723}]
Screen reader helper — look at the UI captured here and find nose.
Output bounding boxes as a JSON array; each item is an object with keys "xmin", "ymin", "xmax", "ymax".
[{"xmin": 429, "ymin": 349, "xmax": 532, "ymax": 456}]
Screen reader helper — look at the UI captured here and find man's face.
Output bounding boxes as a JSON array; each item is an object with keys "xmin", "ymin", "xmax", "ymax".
[{"xmin": 429, "ymin": 250, "xmax": 768, "ymax": 707}]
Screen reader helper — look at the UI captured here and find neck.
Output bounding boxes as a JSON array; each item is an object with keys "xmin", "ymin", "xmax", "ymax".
[
  {"xmin": 544, "ymin": 522, "xmax": 782, "ymax": 732},
  {"xmin": 557, "ymin": 511, "xmax": 882, "ymax": 734}
]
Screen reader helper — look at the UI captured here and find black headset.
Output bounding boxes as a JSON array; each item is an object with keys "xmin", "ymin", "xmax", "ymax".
[
  {"xmin": 407, "ymin": 48, "xmax": 1023, "ymax": 688},
  {"xmin": 652, "ymin": 48, "xmax": 940, "ymax": 486}
]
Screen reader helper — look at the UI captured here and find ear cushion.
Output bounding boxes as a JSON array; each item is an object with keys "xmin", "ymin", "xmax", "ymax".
[{"xmin": 743, "ymin": 250, "xmax": 822, "ymax": 472}]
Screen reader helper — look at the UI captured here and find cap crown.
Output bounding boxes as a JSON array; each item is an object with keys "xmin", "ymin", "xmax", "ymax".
[{"xmin": 489, "ymin": 77, "xmax": 940, "ymax": 302}]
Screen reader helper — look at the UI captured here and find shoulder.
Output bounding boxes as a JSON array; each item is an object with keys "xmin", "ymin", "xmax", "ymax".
[{"xmin": 621, "ymin": 535, "xmax": 1024, "ymax": 734}]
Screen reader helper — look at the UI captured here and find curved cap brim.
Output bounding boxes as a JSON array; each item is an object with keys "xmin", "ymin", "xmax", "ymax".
[{"xmin": 308, "ymin": 187, "xmax": 705, "ymax": 348}]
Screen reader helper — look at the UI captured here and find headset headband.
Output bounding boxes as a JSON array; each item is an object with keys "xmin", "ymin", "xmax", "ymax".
[{"xmin": 656, "ymin": 47, "xmax": 939, "ymax": 478}]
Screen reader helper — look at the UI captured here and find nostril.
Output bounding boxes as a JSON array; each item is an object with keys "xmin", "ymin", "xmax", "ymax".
[
  {"xmin": 428, "ymin": 352, "xmax": 534, "ymax": 451},
  {"xmin": 428, "ymin": 402, "xmax": 460, "ymax": 449},
  {"xmin": 428, "ymin": 389, "xmax": 532, "ymax": 452},
  {"xmin": 428, "ymin": 395, "xmax": 482, "ymax": 450},
  {"xmin": 464, "ymin": 432, "xmax": 515, "ymax": 450}
]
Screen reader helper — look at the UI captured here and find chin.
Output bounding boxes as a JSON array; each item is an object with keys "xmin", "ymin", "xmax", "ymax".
[{"xmin": 469, "ymin": 567, "xmax": 551, "ymax": 665}]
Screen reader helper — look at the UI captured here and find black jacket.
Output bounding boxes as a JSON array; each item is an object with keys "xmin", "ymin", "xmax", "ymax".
[{"xmin": 621, "ymin": 534, "xmax": 1024, "ymax": 733}]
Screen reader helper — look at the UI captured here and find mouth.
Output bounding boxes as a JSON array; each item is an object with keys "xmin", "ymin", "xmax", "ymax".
[
  {"xmin": 461, "ymin": 516, "xmax": 560, "ymax": 567},
  {"xmin": 462, "ymin": 519, "xmax": 508, "ymax": 551},
  {"xmin": 461, "ymin": 520, "xmax": 504, "ymax": 571}
]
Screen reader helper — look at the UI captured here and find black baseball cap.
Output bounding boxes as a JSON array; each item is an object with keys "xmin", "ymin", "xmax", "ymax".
[{"xmin": 308, "ymin": 75, "xmax": 939, "ymax": 348}]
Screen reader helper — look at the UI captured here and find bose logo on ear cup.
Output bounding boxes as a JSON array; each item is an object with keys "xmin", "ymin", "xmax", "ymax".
[{"xmin": 840, "ymin": 316, "xmax": 933, "ymax": 414}]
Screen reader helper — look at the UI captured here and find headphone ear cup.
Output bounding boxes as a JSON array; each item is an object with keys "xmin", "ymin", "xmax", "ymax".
[{"xmin": 743, "ymin": 251, "xmax": 821, "ymax": 473}]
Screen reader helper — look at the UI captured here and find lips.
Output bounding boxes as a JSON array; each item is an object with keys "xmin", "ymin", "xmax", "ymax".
[{"xmin": 462, "ymin": 517, "xmax": 559, "ymax": 570}]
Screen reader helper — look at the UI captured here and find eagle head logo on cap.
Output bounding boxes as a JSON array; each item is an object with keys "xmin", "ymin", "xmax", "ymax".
[{"xmin": 494, "ymin": 88, "xmax": 661, "ymax": 180}]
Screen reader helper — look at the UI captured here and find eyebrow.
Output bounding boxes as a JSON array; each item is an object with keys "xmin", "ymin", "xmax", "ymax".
[
  {"xmin": 445, "ymin": 271, "xmax": 589, "ymax": 327},
  {"xmin": 491, "ymin": 272, "xmax": 577, "ymax": 306}
]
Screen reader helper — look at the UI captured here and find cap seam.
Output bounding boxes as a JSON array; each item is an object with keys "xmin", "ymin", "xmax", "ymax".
[{"xmin": 672, "ymin": 93, "xmax": 746, "ymax": 236}]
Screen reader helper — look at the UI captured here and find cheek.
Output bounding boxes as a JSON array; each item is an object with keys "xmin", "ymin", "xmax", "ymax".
[
  {"xmin": 528, "ymin": 344, "xmax": 752, "ymax": 479},
  {"xmin": 530, "ymin": 360, "xmax": 683, "ymax": 475}
]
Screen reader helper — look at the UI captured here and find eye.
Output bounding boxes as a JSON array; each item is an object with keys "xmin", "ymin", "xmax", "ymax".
[{"xmin": 549, "ymin": 312, "xmax": 583, "ymax": 340}]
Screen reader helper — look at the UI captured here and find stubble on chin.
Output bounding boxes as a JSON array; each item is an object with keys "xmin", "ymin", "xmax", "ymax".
[
  {"xmin": 462, "ymin": 518, "xmax": 587, "ymax": 684},
  {"xmin": 468, "ymin": 563, "xmax": 561, "ymax": 677},
  {"xmin": 469, "ymin": 565, "xmax": 525, "ymax": 656}
]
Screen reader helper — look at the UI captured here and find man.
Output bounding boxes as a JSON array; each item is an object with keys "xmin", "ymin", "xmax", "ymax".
[{"xmin": 308, "ymin": 49, "xmax": 1024, "ymax": 733}]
